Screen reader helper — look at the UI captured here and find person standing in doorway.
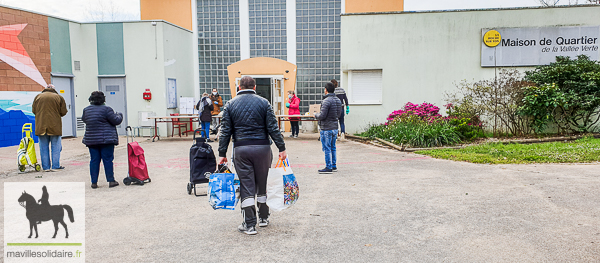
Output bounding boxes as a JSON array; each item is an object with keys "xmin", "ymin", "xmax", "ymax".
[
  {"xmin": 331, "ymin": 79, "xmax": 349, "ymax": 137},
  {"xmin": 315, "ymin": 82, "xmax": 342, "ymax": 174},
  {"xmin": 218, "ymin": 76, "xmax": 287, "ymax": 235},
  {"xmin": 32, "ymin": 84, "xmax": 68, "ymax": 172},
  {"xmin": 196, "ymin": 92, "xmax": 214, "ymax": 142},
  {"xmin": 286, "ymin": 90, "xmax": 301, "ymax": 138},
  {"xmin": 82, "ymin": 91, "xmax": 123, "ymax": 189}
]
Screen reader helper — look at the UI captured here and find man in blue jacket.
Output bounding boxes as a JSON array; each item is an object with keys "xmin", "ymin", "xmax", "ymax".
[{"xmin": 314, "ymin": 82, "xmax": 342, "ymax": 174}]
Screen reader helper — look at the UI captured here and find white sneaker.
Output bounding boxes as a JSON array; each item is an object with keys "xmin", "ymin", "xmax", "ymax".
[
  {"xmin": 238, "ymin": 223, "xmax": 257, "ymax": 235},
  {"xmin": 258, "ymin": 218, "xmax": 269, "ymax": 227}
]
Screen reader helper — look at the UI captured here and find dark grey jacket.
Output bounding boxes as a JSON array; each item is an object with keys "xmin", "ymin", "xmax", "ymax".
[
  {"xmin": 82, "ymin": 104, "xmax": 123, "ymax": 146},
  {"xmin": 315, "ymin": 93, "xmax": 342, "ymax": 131},
  {"xmin": 218, "ymin": 90, "xmax": 286, "ymax": 157}
]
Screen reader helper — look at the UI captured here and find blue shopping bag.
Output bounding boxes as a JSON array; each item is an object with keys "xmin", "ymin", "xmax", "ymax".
[{"xmin": 208, "ymin": 172, "xmax": 240, "ymax": 210}]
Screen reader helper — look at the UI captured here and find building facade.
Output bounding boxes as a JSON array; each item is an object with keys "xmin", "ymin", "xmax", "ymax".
[
  {"xmin": 0, "ymin": 5, "xmax": 195, "ymax": 147},
  {"xmin": 340, "ymin": 5, "xmax": 600, "ymax": 133}
]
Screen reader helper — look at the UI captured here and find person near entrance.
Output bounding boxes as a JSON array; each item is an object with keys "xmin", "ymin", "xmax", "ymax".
[
  {"xmin": 286, "ymin": 90, "xmax": 301, "ymax": 138},
  {"xmin": 314, "ymin": 82, "xmax": 342, "ymax": 174},
  {"xmin": 218, "ymin": 76, "xmax": 287, "ymax": 235},
  {"xmin": 82, "ymin": 91, "xmax": 123, "ymax": 189},
  {"xmin": 196, "ymin": 92, "xmax": 214, "ymax": 142},
  {"xmin": 332, "ymin": 79, "xmax": 349, "ymax": 137},
  {"xmin": 32, "ymin": 84, "xmax": 68, "ymax": 172},
  {"xmin": 210, "ymin": 88, "xmax": 223, "ymax": 136}
]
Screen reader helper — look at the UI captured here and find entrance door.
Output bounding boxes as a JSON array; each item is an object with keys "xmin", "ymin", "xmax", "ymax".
[
  {"xmin": 255, "ymin": 78, "xmax": 272, "ymax": 102},
  {"xmin": 99, "ymin": 78, "xmax": 127, "ymax": 135},
  {"xmin": 52, "ymin": 77, "xmax": 75, "ymax": 137}
]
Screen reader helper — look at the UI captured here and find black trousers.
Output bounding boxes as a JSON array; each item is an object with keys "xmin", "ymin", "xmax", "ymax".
[
  {"xmin": 234, "ymin": 145, "xmax": 272, "ymax": 227},
  {"xmin": 290, "ymin": 121, "xmax": 300, "ymax": 136}
]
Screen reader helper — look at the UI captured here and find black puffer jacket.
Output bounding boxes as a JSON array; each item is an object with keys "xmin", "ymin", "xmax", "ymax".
[
  {"xmin": 218, "ymin": 90, "xmax": 286, "ymax": 157},
  {"xmin": 315, "ymin": 93, "xmax": 342, "ymax": 131},
  {"xmin": 82, "ymin": 104, "xmax": 123, "ymax": 146}
]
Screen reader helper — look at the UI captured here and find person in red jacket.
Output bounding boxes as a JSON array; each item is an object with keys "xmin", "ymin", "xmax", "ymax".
[{"xmin": 286, "ymin": 90, "xmax": 301, "ymax": 138}]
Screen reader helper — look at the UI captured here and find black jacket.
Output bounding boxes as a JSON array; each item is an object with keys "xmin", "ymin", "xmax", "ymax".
[
  {"xmin": 218, "ymin": 89, "xmax": 286, "ymax": 157},
  {"xmin": 315, "ymin": 93, "xmax": 342, "ymax": 131},
  {"xmin": 82, "ymin": 104, "xmax": 123, "ymax": 146},
  {"xmin": 196, "ymin": 97, "xmax": 214, "ymax": 122}
]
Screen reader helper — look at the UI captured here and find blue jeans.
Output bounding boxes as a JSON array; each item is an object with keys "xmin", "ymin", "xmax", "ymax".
[
  {"xmin": 339, "ymin": 112, "xmax": 346, "ymax": 134},
  {"xmin": 320, "ymin": 129, "xmax": 338, "ymax": 169},
  {"xmin": 38, "ymin": 135, "xmax": 62, "ymax": 170},
  {"xmin": 201, "ymin": 121, "xmax": 211, "ymax": 138},
  {"xmin": 88, "ymin": 145, "xmax": 115, "ymax": 184}
]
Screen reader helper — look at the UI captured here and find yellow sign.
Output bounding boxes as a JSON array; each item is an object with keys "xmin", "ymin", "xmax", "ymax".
[
  {"xmin": 60, "ymin": 90, "xmax": 65, "ymax": 93},
  {"xmin": 483, "ymin": 30, "xmax": 501, "ymax": 47}
]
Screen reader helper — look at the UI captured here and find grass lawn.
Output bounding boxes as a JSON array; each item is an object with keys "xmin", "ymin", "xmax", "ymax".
[{"xmin": 416, "ymin": 137, "xmax": 600, "ymax": 164}]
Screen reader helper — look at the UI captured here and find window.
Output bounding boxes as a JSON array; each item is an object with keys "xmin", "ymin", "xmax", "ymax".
[
  {"xmin": 348, "ymin": 70, "xmax": 383, "ymax": 105},
  {"xmin": 167, "ymin": 78, "xmax": 177, "ymax": 109}
]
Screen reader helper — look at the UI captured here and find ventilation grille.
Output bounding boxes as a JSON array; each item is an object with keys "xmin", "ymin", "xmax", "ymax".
[
  {"xmin": 74, "ymin": 61, "xmax": 81, "ymax": 71},
  {"xmin": 106, "ymin": 85, "xmax": 120, "ymax": 92},
  {"xmin": 76, "ymin": 117, "xmax": 85, "ymax": 130}
]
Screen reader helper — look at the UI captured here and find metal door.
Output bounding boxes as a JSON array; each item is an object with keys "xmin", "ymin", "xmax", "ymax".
[
  {"xmin": 52, "ymin": 77, "xmax": 75, "ymax": 137},
  {"xmin": 99, "ymin": 77, "xmax": 127, "ymax": 135}
]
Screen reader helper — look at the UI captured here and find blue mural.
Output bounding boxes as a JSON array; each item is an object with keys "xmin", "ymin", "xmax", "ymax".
[{"xmin": 0, "ymin": 92, "xmax": 39, "ymax": 148}]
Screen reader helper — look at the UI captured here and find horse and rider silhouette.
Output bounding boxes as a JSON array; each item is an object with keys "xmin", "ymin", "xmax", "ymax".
[{"xmin": 18, "ymin": 186, "xmax": 74, "ymax": 239}]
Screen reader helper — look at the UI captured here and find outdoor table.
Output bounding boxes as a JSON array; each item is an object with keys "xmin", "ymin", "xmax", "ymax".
[
  {"xmin": 148, "ymin": 115, "xmax": 223, "ymax": 142},
  {"xmin": 148, "ymin": 116, "xmax": 198, "ymax": 142},
  {"xmin": 275, "ymin": 115, "xmax": 318, "ymax": 131}
]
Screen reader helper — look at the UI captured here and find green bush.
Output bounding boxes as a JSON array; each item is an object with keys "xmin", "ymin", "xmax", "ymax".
[
  {"xmin": 359, "ymin": 121, "xmax": 462, "ymax": 148},
  {"xmin": 523, "ymin": 55, "xmax": 600, "ymax": 133}
]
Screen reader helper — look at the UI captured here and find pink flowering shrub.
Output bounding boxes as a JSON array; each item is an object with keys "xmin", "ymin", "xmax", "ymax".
[{"xmin": 387, "ymin": 102, "xmax": 443, "ymax": 124}]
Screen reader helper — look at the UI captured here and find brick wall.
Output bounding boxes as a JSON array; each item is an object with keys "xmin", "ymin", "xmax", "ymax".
[{"xmin": 0, "ymin": 6, "xmax": 51, "ymax": 92}]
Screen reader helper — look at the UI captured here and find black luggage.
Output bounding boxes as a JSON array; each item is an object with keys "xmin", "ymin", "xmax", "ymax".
[{"xmin": 187, "ymin": 129, "xmax": 216, "ymax": 196}]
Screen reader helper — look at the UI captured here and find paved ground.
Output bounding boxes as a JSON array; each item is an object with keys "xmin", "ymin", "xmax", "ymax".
[{"xmin": 0, "ymin": 133, "xmax": 599, "ymax": 262}]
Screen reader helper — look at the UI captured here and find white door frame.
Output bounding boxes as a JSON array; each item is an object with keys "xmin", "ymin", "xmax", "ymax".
[{"xmin": 51, "ymin": 73, "xmax": 76, "ymax": 137}]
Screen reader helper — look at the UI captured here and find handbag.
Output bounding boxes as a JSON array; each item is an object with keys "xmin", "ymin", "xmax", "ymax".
[
  {"xmin": 266, "ymin": 158, "xmax": 299, "ymax": 212},
  {"xmin": 207, "ymin": 165, "xmax": 240, "ymax": 210}
]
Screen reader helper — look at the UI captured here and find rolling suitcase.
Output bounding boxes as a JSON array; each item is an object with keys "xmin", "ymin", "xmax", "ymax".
[
  {"xmin": 123, "ymin": 126, "xmax": 151, "ymax": 186},
  {"xmin": 187, "ymin": 129, "xmax": 216, "ymax": 196}
]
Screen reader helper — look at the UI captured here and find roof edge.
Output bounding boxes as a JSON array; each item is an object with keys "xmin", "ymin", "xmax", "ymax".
[{"xmin": 341, "ymin": 4, "xmax": 600, "ymax": 16}]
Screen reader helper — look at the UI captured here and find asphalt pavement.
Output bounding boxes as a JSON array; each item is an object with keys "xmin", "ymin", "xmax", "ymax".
[{"xmin": 0, "ymin": 133, "xmax": 598, "ymax": 262}]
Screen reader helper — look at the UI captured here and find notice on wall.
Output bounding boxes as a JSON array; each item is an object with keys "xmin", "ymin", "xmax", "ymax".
[{"xmin": 481, "ymin": 26, "xmax": 600, "ymax": 67}]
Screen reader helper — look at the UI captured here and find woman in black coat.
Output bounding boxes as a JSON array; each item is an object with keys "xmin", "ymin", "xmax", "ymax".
[{"xmin": 82, "ymin": 91, "xmax": 123, "ymax": 189}]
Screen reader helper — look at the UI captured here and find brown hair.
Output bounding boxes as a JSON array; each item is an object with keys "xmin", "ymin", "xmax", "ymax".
[
  {"xmin": 240, "ymin": 76, "xmax": 256, "ymax": 90},
  {"xmin": 330, "ymin": 79, "xmax": 338, "ymax": 88}
]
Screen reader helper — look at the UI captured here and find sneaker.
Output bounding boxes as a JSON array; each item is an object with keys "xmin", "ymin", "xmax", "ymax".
[
  {"xmin": 258, "ymin": 218, "xmax": 269, "ymax": 227},
  {"xmin": 109, "ymin": 181, "xmax": 119, "ymax": 188},
  {"xmin": 332, "ymin": 167, "xmax": 337, "ymax": 172},
  {"xmin": 318, "ymin": 168, "xmax": 333, "ymax": 174},
  {"xmin": 294, "ymin": 135, "xmax": 298, "ymax": 138},
  {"xmin": 91, "ymin": 184, "xmax": 98, "ymax": 189},
  {"xmin": 53, "ymin": 166, "xmax": 65, "ymax": 170},
  {"xmin": 238, "ymin": 223, "xmax": 257, "ymax": 235},
  {"xmin": 206, "ymin": 139, "xmax": 214, "ymax": 142},
  {"xmin": 289, "ymin": 134, "xmax": 295, "ymax": 138}
]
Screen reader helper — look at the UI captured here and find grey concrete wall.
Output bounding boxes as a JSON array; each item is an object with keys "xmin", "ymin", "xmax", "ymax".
[{"xmin": 341, "ymin": 6, "xmax": 600, "ymax": 134}]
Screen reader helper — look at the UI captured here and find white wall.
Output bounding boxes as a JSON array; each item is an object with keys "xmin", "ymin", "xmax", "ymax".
[
  {"xmin": 341, "ymin": 6, "xmax": 600, "ymax": 134},
  {"xmin": 122, "ymin": 22, "xmax": 168, "ymax": 136},
  {"xmin": 68, "ymin": 22, "xmax": 98, "ymax": 137}
]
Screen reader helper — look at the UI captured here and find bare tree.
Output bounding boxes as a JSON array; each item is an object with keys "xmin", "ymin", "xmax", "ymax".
[{"xmin": 84, "ymin": 0, "xmax": 136, "ymax": 22}]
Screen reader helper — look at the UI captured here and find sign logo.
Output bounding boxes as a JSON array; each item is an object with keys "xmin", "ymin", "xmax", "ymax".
[
  {"xmin": 0, "ymin": 24, "xmax": 48, "ymax": 87},
  {"xmin": 483, "ymin": 30, "xmax": 501, "ymax": 47},
  {"xmin": 4, "ymin": 182, "xmax": 85, "ymax": 262}
]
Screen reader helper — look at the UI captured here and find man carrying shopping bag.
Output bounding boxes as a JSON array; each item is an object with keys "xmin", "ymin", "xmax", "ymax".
[{"xmin": 218, "ymin": 76, "xmax": 287, "ymax": 235}]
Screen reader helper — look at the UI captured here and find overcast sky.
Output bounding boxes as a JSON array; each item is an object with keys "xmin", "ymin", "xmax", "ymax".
[{"xmin": 0, "ymin": 0, "xmax": 586, "ymax": 22}]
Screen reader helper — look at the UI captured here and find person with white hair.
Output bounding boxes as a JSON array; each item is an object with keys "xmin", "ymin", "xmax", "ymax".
[{"xmin": 32, "ymin": 84, "xmax": 68, "ymax": 171}]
